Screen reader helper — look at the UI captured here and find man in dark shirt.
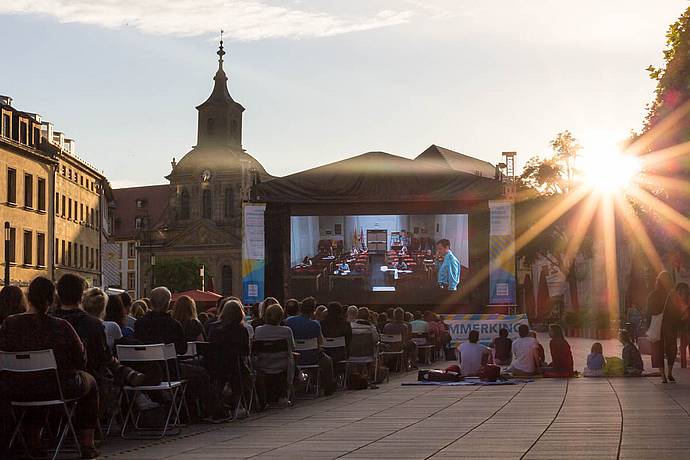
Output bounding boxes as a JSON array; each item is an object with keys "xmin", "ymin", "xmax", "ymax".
[{"xmin": 135, "ymin": 287, "xmax": 227, "ymax": 422}]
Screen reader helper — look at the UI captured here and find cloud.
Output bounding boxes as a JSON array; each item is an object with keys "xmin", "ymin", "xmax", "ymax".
[{"xmin": 0, "ymin": 0, "xmax": 413, "ymax": 40}]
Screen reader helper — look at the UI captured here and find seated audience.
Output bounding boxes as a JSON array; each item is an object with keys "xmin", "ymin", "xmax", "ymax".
[
  {"xmin": 529, "ymin": 331, "xmax": 546, "ymax": 367},
  {"xmin": 507, "ymin": 324, "xmax": 539, "ymax": 375},
  {"xmin": 208, "ymin": 299, "xmax": 251, "ymax": 416},
  {"xmin": 459, "ymin": 330, "xmax": 490, "ymax": 376},
  {"xmin": 384, "ymin": 307, "xmax": 417, "ymax": 369},
  {"xmin": 492, "ymin": 328, "xmax": 512, "ymax": 366},
  {"xmin": 172, "ymin": 295, "xmax": 206, "ymax": 342},
  {"xmin": 315, "ymin": 304, "xmax": 328, "ymax": 321},
  {"xmin": 120, "ymin": 292, "xmax": 136, "ymax": 330},
  {"xmin": 620, "ymin": 330, "xmax": 644, "ymax": 376},
  {"xmin": 346, "ymin": 305, "xmax": 359, "ymax": 322},
  {"xmin": 351, "ymin": 307, "xmax": 380, "ymax": 346},
  {"xmin": 543, "ymin": 324, "xmax": 574, "ymax": 377},
  {"xmin": 105, "ymin": 294, "xmax": 134, "ymax": 337},
  {"xmin": 410, "ymin": 310, "xmax": 429, "ymax": 335},
  {"xmin": 584, "ymin": 342, "xmax": 606, "ymax": 377},
  {"xmin": 251, "ymin": 297, "xmax": 279, "ymax": 329},
  {"xmin": 284, "ymin": 298, "xmax": 300, "ymax": 318},
  {"xmin": 135, "ymin": 287, "xmax": 227, "ymax": 422},
  {"xmin": 254, "ymin": 303, "xmax": 296, "ymax": 407},
  {"xmin": 0, "ymin": 285, "xmax": 27, "ymax": 324},
  {"xmin": 394, "ymin": 257, "xmax": 408, "ymax": 270},
  {"xmin": 0, "ymin": 277, "xmax": 100, "ymax": 458},
  {"xmin": 130, "ymin": 299, "xmax": 148, "ymax": 319},
  {"xmin": 83, "ymin": 288, "xmax": 122, "ymax": 350},
  {"xmin": 376, "ymin": 312, "xmax": 388, "ymax": 333},
  {"xmin": 320, "ymin": 301, "xmax": 353, "ymax": 362},
  {"xmin": 286, "ymin": 297, "xmax": 336, "ymax": 395}
]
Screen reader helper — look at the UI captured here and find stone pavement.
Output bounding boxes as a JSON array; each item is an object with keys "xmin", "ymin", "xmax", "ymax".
[{"xmin": 100, "ymin": 336, "xmax": 690, "ymax": 459}]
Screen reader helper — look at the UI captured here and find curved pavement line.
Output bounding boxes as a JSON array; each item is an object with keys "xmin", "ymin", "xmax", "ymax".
[
  {"xmin": 518, "ymin": 379, "xmax": 570, "ymax": 460},
  {"xmin": 606, "ymin": 378, "xmax": 624, "ymax": 460}
]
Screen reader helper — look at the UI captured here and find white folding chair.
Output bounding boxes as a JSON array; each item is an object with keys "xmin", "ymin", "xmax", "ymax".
[
  {"xmin": 116, "ymin": 343, "xmax": 187, "ymax": 438},
  {"xmin": 322, "ymin": 336, "xmax": 348, "ymax": 389},
  {"xmin": 379, "ymin": 334, "xmax": 404, "ymax": 375},
  {"xmin": 348, "ymin": 331, "xmax": 379, "ymax": 385},
  {"xmin": 0, "ymin": 350, "xmax": 82, "ymax": 460},
  {"xmin": 412, "ymin": 332, "xmax": 434, "ymax": 365},
  {"xmin": 294, "ymin": 338, "xmax": 321, "ymax": 396}
]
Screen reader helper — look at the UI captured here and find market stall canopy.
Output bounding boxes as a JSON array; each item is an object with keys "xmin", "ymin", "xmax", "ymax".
[
  {"xmin": 171, "ymin": 289, "xmax": 222, "ymax": 304},
  {"xmin": 253, "ymin": 150, "xmax": 504, "ymax": 204}
]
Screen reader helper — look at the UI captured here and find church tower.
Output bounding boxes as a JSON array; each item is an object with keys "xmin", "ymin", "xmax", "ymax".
[{"xmin": 195, "ymin": 33, "xmax": 245, "ymax": 149}]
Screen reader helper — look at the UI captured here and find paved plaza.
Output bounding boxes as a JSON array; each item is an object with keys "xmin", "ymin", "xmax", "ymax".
[{"xmin": 99, "ymin": 337, "xmax": 690, "ymax": 459}]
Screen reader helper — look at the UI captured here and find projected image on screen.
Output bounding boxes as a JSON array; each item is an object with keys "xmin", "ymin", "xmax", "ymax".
[{"xmin": 289, "ymin": 214, "xmax": 468, "ymax": 300}]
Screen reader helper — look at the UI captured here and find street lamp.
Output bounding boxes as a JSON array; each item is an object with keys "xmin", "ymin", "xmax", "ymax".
[
  {"xmin": 4, "ymin": 222, "xmax": 10, "ymax": 287},
  {"xmin": 150, "ymin": 254, "xmax": 156, "ymax": 289},
  {"xmin": 200, "ymin": 265, "xmax": 205, "ymax": 292}
]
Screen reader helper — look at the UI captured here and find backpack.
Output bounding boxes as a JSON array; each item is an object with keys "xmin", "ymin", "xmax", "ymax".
[{"xmin": 479, "ymin": 364, "xmax": 500, "ymax": 382}]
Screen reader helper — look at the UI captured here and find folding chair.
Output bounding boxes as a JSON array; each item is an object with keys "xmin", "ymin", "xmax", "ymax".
[
  {"xmin": 347, "ymin": 331, "xmax": 379, "ymax": 385},
  {"xmin": 117, "ymin": 343, "xmax": 187, "ymax": 438},
  {"xmin": 294, "ymin": 338, "xmax": 321, "ymax": 397},
  {"xmin": 412, "ymin": 332, "xmax": 434, "ymax": 365},
  {"xmin": 0, "ymin": 349, "xmax": 82, "ymax": 460},
  {"xmin": 379, "ymin": 334, "xmax": 404, "ymax": 374},
  {"xmin": 322, "ymin": 336, "xmax": 348, "ymax": 389},
  {"xmin": 203, "ymin": 343, "xmax": 254, "ymax": 419},
  {"xmin": 251, "ymin": 339, "xmax": 294, "ymax": 407}
]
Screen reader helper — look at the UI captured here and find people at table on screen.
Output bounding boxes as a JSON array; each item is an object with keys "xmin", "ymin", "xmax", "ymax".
[
  {"xmin": 400, "ymin": 245, "xmax": 408, "ymax": 255},
  {"xmin": 301, "ymin": 256, "xmax": 312, "ymax": 267},
  {"xmin": 436, "ymin": 238, "xmax": 461, "ymax": 291},
  {"xmin": 394, "ymin": 257, "xmax": 408, "ymax": 271},
  {"xmin": 458, "ymin": 330, "xmax": 490, "ymax": 376},
  {"xmin": 337, "ymin": 261, "xmax": 350, "ymax": 273}
]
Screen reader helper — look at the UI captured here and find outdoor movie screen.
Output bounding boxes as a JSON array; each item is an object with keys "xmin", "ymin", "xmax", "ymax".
[{"xmin": 289, "ymin": 214, "xmax": 468, "ymax": 299}]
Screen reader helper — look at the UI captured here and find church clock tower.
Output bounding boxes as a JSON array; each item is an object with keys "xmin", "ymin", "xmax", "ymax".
[{"xmin": 195, "ymin": 33, "xmax": 244, "ymax": 149}]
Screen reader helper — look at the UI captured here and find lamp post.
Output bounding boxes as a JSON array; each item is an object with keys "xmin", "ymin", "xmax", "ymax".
[
  {"xmin": 200, "ymin": 265, "xmax": 205, "ymax": 292},
  {"xmin": 150, "ymin": 254, "xmax": 156, "ymax": 289},
  {"xmin": 4, "ymin": 222, "xmax": 10, "ymax": 287}
]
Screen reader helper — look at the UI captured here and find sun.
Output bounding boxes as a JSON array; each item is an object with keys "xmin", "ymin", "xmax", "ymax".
[{"xmin": 578, "ymin": 136, "xmax": 641, "ymax": 194}]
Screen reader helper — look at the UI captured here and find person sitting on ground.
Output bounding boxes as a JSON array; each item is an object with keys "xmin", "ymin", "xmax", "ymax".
[
  {"xmin": 506, "ymin": 324, "xmax": 539, "ymax": 376},
  {"xmin": 284, "ymin": 298, "xmax": 300, "ymax": 319},
  {"xmin": 135, "ymin": 286, "xmax": 227, "ymax": 422},
  {"xmin": 105, "ymin": 293, "xmax": 134, "ymax": 337},
  {"xmin": 315, "ymin": 304, "xmax": 328, "ymax": 321},
  {"xmin": 120, "ymin": 291, "xmax": 136, "ymax": 330},
  {"xmin": 459, "ymin": 330, "xmax": 491, "ymax": 377},
  {"xmin": 253, "ymin": 303, "xmax": 295, "ymax": 408},
  {"xmin": 583, "ymin": 342, "xmax": 606, "ymax": 377},
  {"xmin": 529, "ymin": 331, "xmax": 546, "ymax": 367},
  {"xmin": 320, "ymin": 301, "xmax": 353, "ymax": 363},
  {"xmin": 620, "ymin": 329, "xmax": 644, "ymax": 376},
  {"xmin": 346, "ymin": 305, "xmax": 359, "ymax": 323},
  {"xmin": 543, "ymin": 324, "xmax": 574, "ymax": 378},
  {"xmin": 286, "ymin": 297, "xmax": 336, "ymax": 395},
  {"xmin": 208, "ymin": 299, "xmax": 251, "ymax": 417},
  {"xmin": 0, "ymin": 285, "xmax": 27, "ymax": 324},
  {"xmin": 172, "ymin": 295, "xmax": 206, "ymax": 342},
  {"xmin": 492, "ymin": 328, "xmax": 512, "ymax": 366},
  {"xmin": 130, "ymin": 299, "xmax": 147, "ymax": 319},
  {"xmin": 384, "ymin": 307, "xmax": 417, "ymax": 370},
  {"xmin": 0, "ymin": 277, "xmax": 101, "ymax": 459}
]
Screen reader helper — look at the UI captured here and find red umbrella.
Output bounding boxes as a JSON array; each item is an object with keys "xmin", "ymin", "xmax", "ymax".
[
  {"xmin": 523, "ymin": 273, "xmax": 536, "ymax": 319},
  {"xmin": 536, "ymin": 267, "xmax": 550, "ymax": 320}
]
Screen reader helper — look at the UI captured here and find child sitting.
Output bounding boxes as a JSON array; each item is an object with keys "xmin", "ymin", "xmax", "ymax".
[{"xmin": 583, "ymin": 342, "xmax": 606, "ymax": 377}]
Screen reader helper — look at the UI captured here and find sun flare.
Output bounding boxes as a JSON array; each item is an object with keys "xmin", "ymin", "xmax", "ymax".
[{"xmin": 579, "ymin": 147, "xmax": 641, "ymax": 194}]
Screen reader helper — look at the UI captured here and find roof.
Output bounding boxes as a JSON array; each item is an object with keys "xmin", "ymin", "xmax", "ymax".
[
  {"xmin": 111, "ymin": 184, "xmax": 170, "ymax": 239},
  {"xmin": 171, "ymin": 290, "xmax": 222, "ymax": 302},
  {"xmin": 253, "ymin": 150, "xmax": 504, "ymax": 204},
  {"xmin": 168, "ymin": 146, "xmax": 272, "ymax": 182},
  {"xmin": 415, "ymin": 145, "xmax": 496, "ymax": 178}
]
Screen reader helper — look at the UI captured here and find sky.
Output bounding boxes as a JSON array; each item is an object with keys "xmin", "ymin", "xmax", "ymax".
[{"xmin": 0, "ymin": 0, "xmax": 687, "ymax": 188}]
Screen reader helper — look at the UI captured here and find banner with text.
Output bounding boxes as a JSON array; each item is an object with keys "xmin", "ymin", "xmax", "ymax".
[
  {"xmin": 242, "ymin": 203, "xmax": 266, "ymax": 305},
  {"xmin": 439, "ymin": 313, "xmax": 530, "ymax": 345},
  {"xmin": 489, "ymin": 200, "xmax": 516, "ymax": 304}
]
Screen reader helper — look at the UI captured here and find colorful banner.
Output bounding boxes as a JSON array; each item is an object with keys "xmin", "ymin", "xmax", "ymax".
[
  {"xmin": 242, "ymin": 203, "xmax": 266, "ymax": 304},
  {"xmin": 489, "ymin": 200, "xmax": 516, "ymax": 304},
  {"xmin": 439, "ymin": 313, "xmax": 530, "ymax": 345}
]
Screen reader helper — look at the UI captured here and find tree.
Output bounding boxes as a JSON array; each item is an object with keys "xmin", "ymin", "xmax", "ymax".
[
  {"xmin": 152, "ymin": 258, "xmax": 210, "ymax": 293},
  {"xmin": 550, "ymin": 130, "xmax": 581, "ymax": 193},
  {"xmin": 518, "ymin": 130, "xmax": 581, "ymax": 195}
]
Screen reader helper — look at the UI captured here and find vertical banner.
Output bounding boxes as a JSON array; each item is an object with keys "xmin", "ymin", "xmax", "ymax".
[
  {"xmin": 242, "ymin": 203, "xmax": 266, "ymax": 305},
  {"xmin": 489, "ymin": 200, "xmax": 516, "ymax": 304}
]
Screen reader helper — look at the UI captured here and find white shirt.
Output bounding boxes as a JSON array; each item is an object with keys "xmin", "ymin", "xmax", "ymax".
[
  {"xmin": 511, "ymin": 336, "xmax": 539, "ymax": 374},
  {"xmin": 459, "ymin": 342, "xmax": 487, "ymax": 376},
  {"xmin": 103, "ymin": 321, "xmax": 123, "ymax": 350}
]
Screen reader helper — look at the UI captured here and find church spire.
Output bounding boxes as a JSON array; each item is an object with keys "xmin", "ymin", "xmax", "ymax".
[{"xmin": 196, "ymin": 32, "xmax": 245, "ymax": 149}]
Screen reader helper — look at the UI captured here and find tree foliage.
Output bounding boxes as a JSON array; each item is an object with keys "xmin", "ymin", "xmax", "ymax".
[
  {"xmin": 152, "ymin": 258, "xmax": 209, "ymax": 293},
  {"xmin": 518, "ymin": 130, "xmax": 581, "ymax": 195}
]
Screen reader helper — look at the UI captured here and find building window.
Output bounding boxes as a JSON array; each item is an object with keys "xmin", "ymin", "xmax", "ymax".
[
  {"xmin": 224, "ymin": 187, "xmax": 234, "ymax": 217},
  {"xmin": 180, "ymin": 188, "xmax": 190, "ymax": 219},
  {"xmin": 36, "ymin": 233, "xmax": 45, "ymax": 267},
  {"xmin": 1, "ymin": 113, "xmax": 10, "ymax": 138},
  {"xmin": 33, "ymin": 126, "xmax": 40, "ymax": 148},
  {"xmin": 127, "ymin": 242, "xmax": 136, "ymax": 259},
  {"xmin": 19, "ymin": 120, "xmax": 28, "ymax": 144},
  {"xmin": 67, "ymin": 242, "xmax": 72, "ymax": 267},
  {"xmin": 95, "ymin": 210, "xmax": 99, "ymax": 230},
  {"xmin": 6, "ymin": 227, "xmax": 15, "ymax": 263},
  {"xmin": 37, "ymin": 178, "xmax": 46, "ymax": 212},
  {"xmin": 23, "ymin": 231, "xmax": 32, "ymax": 265},
  {"xmin": 55, "ymin": 192, "xmax": 60, "ymax": 215},
  {"xmin": 80, "ymin": 203, "xmax": 84, "ymax": 222},
  {"xmin": 24, "ymin": 174, "xmax": 33, "ymax": 209},
  {"xmin": 6, "ymin": 168, "xmax": 16, "ymax": 204},
  {"xmin": 80, "ymin": 175, "xmax": 83, "ymax": 186},
  {"xmin": 61, "ymin": 240, "xmax": 65, "ymax": 265},
  {"xmin": 221, "ymin": 265, "xmax": 232, "ymax": 296},
  {"xmin": 80, "ymin": 244, "xmax": 84, "ymax": 269},
  {"xmin": 127, "ymin": 272, "xmax": 136, "ymax": 291},
  {"xmin": 134, "ymin": 216, "xmax": 145, "ymax": 229},
  {"xmin": 68, "ymin": 198, "xmax": 72, "ymax": 219},
  {"xmin": 61, "ymin": 195, "xmax": 66, "ymax": 217},
  {"xmin": 90, "ymin": 247, "xmax": 94, "ymax": 269},
  {"xmin": 202, "ymin": 189, "xmax": 212, "ymax": 219},
  {"xmin": 95, "ymin": 249, "xmax": 99, "ymax": 269},
  {"xmin": 136, "ymin": 199, "xmax": 146, "ymax": 209}
]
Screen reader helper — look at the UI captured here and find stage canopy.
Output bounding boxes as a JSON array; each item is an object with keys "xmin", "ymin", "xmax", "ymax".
[{"xmin": 254, "ymin": 148, "xmax": 504, "ymax": 204}]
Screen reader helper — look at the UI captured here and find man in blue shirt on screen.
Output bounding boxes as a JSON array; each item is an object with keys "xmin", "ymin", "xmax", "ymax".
[{"xmin": 436, "ymin": 239, "xmax": 461, "ymax": 291}]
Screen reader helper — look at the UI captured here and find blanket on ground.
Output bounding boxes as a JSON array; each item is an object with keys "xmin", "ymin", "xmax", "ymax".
[{"xmin": 402, "ymin": 378, "xmax": 533, "ymax": 386}]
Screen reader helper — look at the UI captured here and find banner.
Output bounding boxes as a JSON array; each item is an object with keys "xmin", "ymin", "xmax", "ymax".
[
  {"xmin": 439, "ymin": 313, "xmax": 529, "ymax": 345},
  {"xmin": 489, "ymin": 200, "xmax": 516, "ymax": 304},
  {"xmin": 242, "ymin": 203, "xmax": 266, "ymax": 304}
]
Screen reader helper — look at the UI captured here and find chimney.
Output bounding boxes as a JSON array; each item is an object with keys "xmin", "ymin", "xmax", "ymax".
[{"xmin": 0, "ymin": 95, "xmax": 12, "ymax": 106}]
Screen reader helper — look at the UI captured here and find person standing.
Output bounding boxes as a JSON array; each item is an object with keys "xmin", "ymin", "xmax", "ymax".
[
  {"xmin": 436, "ymin": 239, "xmax": 461, "ymax": 291},
  {"xmin": 647, "ymin": 271, "xmax": 681, "ymax": 383}
]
